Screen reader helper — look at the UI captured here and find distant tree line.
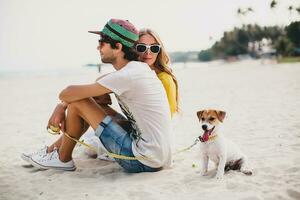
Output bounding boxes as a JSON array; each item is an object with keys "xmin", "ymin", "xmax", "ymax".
[{"xmin": 198, "ymin": 21, "xmax": 300, "ymax": 61}]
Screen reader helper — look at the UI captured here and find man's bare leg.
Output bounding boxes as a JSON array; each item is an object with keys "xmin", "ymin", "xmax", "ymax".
[
  {"xmin": 57, "ymin": 98, "xmax": 107, "ymax": 162},
  {"xmin": 47, "ymin": 105, "xmax": 118, "ymax": 153}
]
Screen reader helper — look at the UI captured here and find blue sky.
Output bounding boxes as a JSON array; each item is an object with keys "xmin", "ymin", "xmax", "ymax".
[{"xmin": 0, "ymin": 0, "xmax": 299, "ymax": 69}]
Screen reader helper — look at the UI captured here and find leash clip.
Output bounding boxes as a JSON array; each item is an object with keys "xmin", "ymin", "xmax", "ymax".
[
  {"xmin": 198, "ymin": 136, "xmax": 204, "ymax": 143},
  {"xmin": 189, "ymin": 137, "xmax": 200, "ymax": 148}
]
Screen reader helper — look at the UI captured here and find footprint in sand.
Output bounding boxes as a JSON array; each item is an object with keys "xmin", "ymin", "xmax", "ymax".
[
  {"xmin": 287, "ymin": 189, "xmax": 300, "ymax": 199},
  {"xmin": 285, "ymin": 167, "xmax": 300, "ymax": 174}
]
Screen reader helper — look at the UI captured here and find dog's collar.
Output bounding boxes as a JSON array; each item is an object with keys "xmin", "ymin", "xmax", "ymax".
[{"xmin": 199, "ymin": 134, "xmax": 218, "ymax": 143}]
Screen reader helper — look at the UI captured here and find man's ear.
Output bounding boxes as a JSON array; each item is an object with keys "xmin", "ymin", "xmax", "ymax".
[
  {"xmin": 196, "ymin": 110, "xmax": 204, "ymax": 120},
  {"xmin": 216, "ymin": 110, "xmax": 226, "ymax": 122},
  {"xmin": 115, "ymin": 43, "xmax": 123, "ymax": 51}
]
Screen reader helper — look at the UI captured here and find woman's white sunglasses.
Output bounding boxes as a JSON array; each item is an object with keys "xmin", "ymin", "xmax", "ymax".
[{"xmin": 136, "ymin": 44, "xmax": 161, "ymax": 54}]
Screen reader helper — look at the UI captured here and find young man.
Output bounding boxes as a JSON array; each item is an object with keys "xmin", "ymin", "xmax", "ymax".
[{"xmin": 23, "ymin": 19, "xmax": 172, "ymax": 173}]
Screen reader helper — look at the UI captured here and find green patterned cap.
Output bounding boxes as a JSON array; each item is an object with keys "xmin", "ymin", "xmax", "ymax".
[{"xmin": 89, "ymin": 19, "xmax": 139, "ymax": 47}]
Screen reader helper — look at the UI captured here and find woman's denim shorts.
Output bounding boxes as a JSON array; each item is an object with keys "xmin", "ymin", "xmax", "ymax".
[{"xmin": 94, "ymin": 115, "xmax": 162, "ymax": 173}]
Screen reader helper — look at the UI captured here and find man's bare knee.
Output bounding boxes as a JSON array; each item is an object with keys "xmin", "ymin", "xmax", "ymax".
[
  {"xmin": 68, "ymin": 99, "xmax": 92, "ymax": 111},
  {"xmin": 67, "ymin": 99, "xmax": 106, "ymax": 129}
]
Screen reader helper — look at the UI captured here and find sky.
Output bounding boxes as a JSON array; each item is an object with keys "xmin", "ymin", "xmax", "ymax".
[{"xmin": 0, "ymin": 0, "xmax": 299, "ymax": 69}]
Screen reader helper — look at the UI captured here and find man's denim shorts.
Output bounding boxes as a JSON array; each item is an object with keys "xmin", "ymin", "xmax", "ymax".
[{"xmin": 94, "ymin": 115, "xmax": 162, "ymax": 173}]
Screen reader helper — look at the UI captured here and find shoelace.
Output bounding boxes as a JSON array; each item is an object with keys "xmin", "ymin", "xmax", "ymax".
[
  {"xmin": 40, "ymin": 148, "xmax": 58, "ymax": 161},
  {"xmin": 28, "ymin": 146, "xmax": 47, "ymax": 157}
]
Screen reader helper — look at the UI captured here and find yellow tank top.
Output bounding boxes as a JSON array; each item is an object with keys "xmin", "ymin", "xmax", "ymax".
[{"xmin": 157, "ymin": 72, "xmax": 177, "ymax": 116}]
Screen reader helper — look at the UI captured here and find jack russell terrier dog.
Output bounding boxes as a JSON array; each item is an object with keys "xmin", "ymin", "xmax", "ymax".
[{"xmin": 196, "ymin": 109, "xmax": 252, "ymax": 179}]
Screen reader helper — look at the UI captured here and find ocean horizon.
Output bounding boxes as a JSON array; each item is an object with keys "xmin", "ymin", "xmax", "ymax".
[
  {"xmin": 0, "ymin": 61, "xmax": 196, "ymax": 80},
  {"xmin": 0, "ymin": 65, "xmax": 105, "ymax": 80}
]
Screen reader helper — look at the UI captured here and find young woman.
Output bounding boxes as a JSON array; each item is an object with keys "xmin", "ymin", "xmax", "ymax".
[{"xmin": 136, "ymin": 29, "xmax": 179, "ymax": 116}]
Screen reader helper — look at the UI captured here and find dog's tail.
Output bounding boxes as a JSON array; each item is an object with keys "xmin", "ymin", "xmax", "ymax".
[{"xmin": 224, "ymin": 158, "xmax": 243, "ymax": 172}]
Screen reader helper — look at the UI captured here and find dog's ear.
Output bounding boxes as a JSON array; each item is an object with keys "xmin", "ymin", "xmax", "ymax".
[
  {"xmin": 196, "ymin": 110, "xmax": 204, "ymax": 120},
  {"xmin": 216, "ymin": 110, "xmax": 226, "ymax": 122}
]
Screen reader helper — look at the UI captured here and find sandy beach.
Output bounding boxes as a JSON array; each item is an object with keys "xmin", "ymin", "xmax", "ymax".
[{"xmin": 0, "ymin": 60, "xmax": 300, "ymax": 200}]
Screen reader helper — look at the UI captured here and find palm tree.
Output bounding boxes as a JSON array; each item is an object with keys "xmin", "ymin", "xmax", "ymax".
[
  {"xmin": 296, "ymin": 7, "xmax": 300, "ymax": 15},
  {"xmin": 270, "ymin": 0, "xmax": 277, "ymax": 9},
  {"xmin": 237, "ymin": 8, "xmax": 243, "ymax": 15}
]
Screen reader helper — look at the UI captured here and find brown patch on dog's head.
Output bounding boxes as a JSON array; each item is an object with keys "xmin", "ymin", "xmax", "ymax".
[{"xmin": 196, "ymin": 109, "xmax": 226, "ymax": 124}]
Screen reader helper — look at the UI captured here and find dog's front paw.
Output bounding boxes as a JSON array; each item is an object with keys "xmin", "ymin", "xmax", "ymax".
[{"xmin": 200, "ymin": 170, "xmax": 209, "ymax": 176}]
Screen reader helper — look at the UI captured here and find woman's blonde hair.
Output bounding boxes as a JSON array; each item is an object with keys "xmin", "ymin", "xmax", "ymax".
[{"xmin": 139, "ymin": 28, "xmax": 179, "ymax": 113}]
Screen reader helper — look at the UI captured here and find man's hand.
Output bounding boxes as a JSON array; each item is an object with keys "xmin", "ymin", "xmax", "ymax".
[
  {"xmin": 93, "ymin": 94, "xmax": 112, "ymax": 106},
  {"xmin": 47, "ymin": 103, "xmax": 67, "ymax": 133}
]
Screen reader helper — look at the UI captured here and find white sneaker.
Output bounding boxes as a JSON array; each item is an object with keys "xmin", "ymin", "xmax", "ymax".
[
  {"xmin": 29, "ymin": 149, "xmax": 76, "ymax": 171},
  {"xmin": 21, "ymin": 146, "xmax": 48, "ymax": 163}
]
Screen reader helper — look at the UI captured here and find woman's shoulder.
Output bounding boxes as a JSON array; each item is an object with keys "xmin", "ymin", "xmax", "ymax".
[
  {"xmin": 157, "ymin": 71, "xmax": 172, "ymax": 80},
  {"xmin": 157, "ymin": 72, "xmax": 175, "ymax": 89}
]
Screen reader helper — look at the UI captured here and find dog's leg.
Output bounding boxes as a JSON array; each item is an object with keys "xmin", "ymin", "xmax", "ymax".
[
  {"xmin": 215, "ymin": 155, "xmax": 226, "ymax": 179},
  {"xmin": 201, "ymin": 154, "xmax": 209, "ymax": 176},
  {"xmin": 240, "ymin": 157, "xmax": 253, "ymax": 176}
]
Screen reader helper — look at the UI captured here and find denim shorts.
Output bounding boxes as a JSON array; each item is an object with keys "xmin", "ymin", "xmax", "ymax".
[{"xmin": 95, "ymin": 115, "xmax": 162, "ymax": 173}]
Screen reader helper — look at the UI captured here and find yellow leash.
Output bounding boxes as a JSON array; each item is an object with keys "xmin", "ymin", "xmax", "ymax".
[
  {"xmin": 47, "ymin": 125, "xmax": 201, "ymax": 161},
  {"xmin": 173, "ymin": 134, "xmax": 218, "ymax": 154},
  {"xmin": 174, "ymin": 138, "xmax": 200, "ymax": 154}
]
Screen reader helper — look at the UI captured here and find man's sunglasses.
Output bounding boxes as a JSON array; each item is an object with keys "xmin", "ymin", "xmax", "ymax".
[
  {"xmin": 136, "ymin": 44, "xmax": 161, "ymax": 54},
  {"xmin": 98, "ymin": 35, "xmax": 116, "ymax": 45},
  {"xmin": 98, "ymin": 38, "xmax": 111, "ymax": 44}
]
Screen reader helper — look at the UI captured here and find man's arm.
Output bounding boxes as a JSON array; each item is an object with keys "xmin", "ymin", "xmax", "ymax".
[{"xmin": 59, "ymin": 82, "xmax": 111, "ymax": 103}]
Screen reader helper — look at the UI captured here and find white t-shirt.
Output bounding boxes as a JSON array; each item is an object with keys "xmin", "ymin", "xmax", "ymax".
[{"xmin": 97, "ymin": 61, "xmax": 172, "ymax": 168}]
